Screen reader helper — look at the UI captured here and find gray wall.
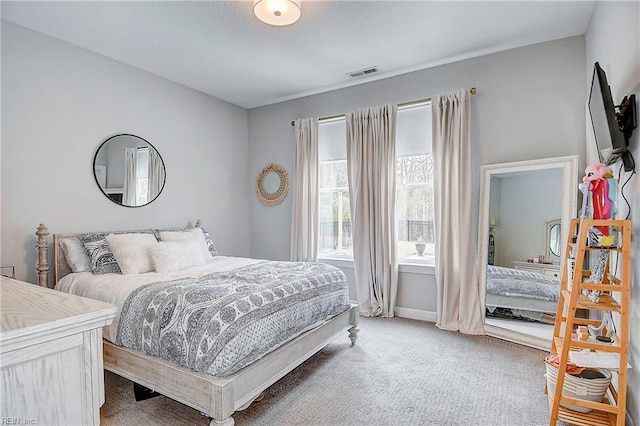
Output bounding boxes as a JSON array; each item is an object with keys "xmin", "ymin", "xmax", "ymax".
[
  {"xmin": 248, "ymin": 36, "xmax": 586, "ymax": 314},
  {"xmin": 1, "ymin": 22, "xmax": 251, "ymax": 285},
  {"xmin": 585, "ymin": 2, "xmax": 640, "ymax": 423}
]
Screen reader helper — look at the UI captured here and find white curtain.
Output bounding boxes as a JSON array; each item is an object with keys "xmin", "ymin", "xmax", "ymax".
[
  {"xmin": 346, "ymin": 105, "xmax": 398, "ymax": 317},
  {"xmin": 290, "ymin": 118, "xmax": 319, "ymax": 261},
  {"xmin": 148, "ymin": 147, "xmax": 165, "ymax": 202},
  {"xmin": 123, "ymin": 147, "xmax": 137, "ymax": 206},
  {"xmin": 432, "ymin": 89, "xmax": 484, "ymax": 334}
]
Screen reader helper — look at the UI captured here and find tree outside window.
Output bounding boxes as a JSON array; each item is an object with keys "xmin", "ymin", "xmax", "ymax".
[{"xmin": 319, "ymin": 160, "xmax": 352, "ymax": 257}]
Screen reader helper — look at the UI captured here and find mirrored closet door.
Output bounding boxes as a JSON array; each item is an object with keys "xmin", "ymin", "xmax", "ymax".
[{"xmin": 478, "ymin": 156, "xmax": 578, "ymax": 350}]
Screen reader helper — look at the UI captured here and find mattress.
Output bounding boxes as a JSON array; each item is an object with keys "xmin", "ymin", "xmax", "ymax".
[
  {"xmin": 56, "ymin": 256, "xmax": 262, "ymax": 342},
  {"xmin": 486, "ymin": 265, "xmax": 559, "ymax": 302}
]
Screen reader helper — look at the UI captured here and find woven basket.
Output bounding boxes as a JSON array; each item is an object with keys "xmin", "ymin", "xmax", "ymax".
[{"xmin": 545, "ymin": 363, "xmax": 612, "ymax": 413}]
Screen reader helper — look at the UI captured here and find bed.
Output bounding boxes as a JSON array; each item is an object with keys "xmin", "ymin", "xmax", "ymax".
[
  {"xmin": 485, "ymin": 265, "xmax": 560, "ymax": 318},
  {"xmin": 35, "ymin": 224, "xmax": 359, "ymax": 426}
]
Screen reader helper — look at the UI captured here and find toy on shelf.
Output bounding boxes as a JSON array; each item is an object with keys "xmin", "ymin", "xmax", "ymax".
[
  {"xmin": 573, "ymin": 163, "xmax": 618, "ymax": 303},
  {"xmin": 582, "ymin": 250, "xmax": 608, "ymax": 303},
  {"xmin": 581, "ymin": 163, "xmax": 617, "ymax": 247}
]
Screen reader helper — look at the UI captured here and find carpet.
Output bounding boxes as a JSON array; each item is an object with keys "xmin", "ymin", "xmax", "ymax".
[{"xmin": 101, "ymin": 317, "xmax": 551, "ymax": 425}]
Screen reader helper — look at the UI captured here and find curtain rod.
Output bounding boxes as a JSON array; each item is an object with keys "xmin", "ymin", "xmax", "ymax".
[{"xmin": 290, "ymin": 87, "xmax": 476, "ymax": 127}]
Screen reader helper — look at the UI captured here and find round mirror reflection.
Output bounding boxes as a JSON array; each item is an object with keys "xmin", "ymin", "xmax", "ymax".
[
  {"xmin": 549, "ymin": 223, "xmax": 561, "ymax": 257},
  {"xmin": 263, "ymin": 171, "xmax": 281, "ymax": 194},
  {"xmin": 93, "ymin": 134, "xmax": 166, "ymax": 207}
]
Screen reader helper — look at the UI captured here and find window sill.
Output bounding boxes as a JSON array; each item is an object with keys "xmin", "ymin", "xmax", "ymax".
[
  {"xmin": 319, "ymin": 257, "xmax": 435, "ymax": 275},
  {"xmin": 318, "ymin": 256, "xmax": 353, "ymax": 269},
  {"xmin": 399, "ymin": 263, "xmax": 435, "ymax": 275}
]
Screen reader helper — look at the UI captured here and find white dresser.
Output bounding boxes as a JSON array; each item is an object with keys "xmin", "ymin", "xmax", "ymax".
[
  {"xmin": 0, "ymin": 277, "xmax": 116, "ymax": 425},
  {"xmin": 512, "ymin": 261, "xmax": 561, "ymax": 280}
]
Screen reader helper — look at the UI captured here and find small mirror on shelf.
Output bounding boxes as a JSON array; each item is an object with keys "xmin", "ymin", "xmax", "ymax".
[
  {"xmin": 545, "ymin": 218, "xmax": 561, "ymax": 262},
  {"xmin": 93, "ymin": 134, "xmax": 166, "ymax": 207}
]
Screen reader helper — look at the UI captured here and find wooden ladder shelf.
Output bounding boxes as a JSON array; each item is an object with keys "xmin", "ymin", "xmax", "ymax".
[{"xmin": 548, "ymin": 218, "xmax": 631, "ymax": 426}]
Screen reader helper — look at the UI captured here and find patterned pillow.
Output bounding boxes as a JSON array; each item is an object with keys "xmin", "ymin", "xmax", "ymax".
[
  {"xmin": 154, "ymin": 222, "xmax": 218, "ymax": 257},
  {"xmin": 197, "ymin": 224, "xmax": 219, "ymax": 257},
  {"xmin": 77, "ymin": 229, "xmax": 155, "ymax": 274}
]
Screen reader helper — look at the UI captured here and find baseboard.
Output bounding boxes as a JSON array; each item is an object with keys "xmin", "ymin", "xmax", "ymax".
[
  {"xmin": 484, "ymin": 324, "xmax": 551, "ymax": 351},
  {"xmin": 394, "ymin": 307, "xmax": 437, "ymax": 323}
]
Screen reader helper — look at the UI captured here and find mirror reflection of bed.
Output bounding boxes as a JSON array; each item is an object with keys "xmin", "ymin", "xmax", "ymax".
[{"xmin": 478, "ymin": 156, "xmax": 577, "ymax": 350}]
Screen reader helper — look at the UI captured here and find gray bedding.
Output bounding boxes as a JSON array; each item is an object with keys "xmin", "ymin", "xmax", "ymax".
[
  {"xmin": 116, "ymin": 260, "xmax": 351, "ymax": 377},
  {"xmin": 486, "ymin": 265, "xmax": 559, "ymax": 302}
]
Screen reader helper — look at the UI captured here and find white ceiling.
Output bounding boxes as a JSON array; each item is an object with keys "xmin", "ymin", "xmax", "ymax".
[{"xmin": 1, "ymin": 1, "xmax": 596, "ymax": 109}]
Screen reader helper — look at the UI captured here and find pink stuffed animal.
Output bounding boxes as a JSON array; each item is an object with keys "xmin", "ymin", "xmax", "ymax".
[
  {"xmin": 583, "ymin": 162, "xmax": 615, "ymax": 239},
  {"xmin": 582, "ymin": 163, "xmax": 613, "ymax": 183}
]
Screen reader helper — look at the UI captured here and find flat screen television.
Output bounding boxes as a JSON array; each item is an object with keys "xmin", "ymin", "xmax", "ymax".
[{"xmin": 588, "ymin": 62, "xmax": 636, "ymax": 172}]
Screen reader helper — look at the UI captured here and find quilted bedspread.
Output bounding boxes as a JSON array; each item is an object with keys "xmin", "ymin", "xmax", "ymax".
[
  {"xmin": 486, "ymin": 265, "xmax": 559, "ymax": 302},
  {"xmin": 116, "ymin": 260, "xmax": 351, "ymax": 377}
]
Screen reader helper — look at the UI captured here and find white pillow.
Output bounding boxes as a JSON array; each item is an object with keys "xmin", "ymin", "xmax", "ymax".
[
  {"xmin": 149, "ymin": 239, "xmax": 209, "ymax": 273},
  {"xmin": 159, "ymin": 228, "xmax": 214, "ymax": 262},
  {"xmin": 60, "ymin": 238, "xmax": 91, "ymax": 273},
  {"xmin": 105, "ymin": 233, "xmax": 158, "ymax": 275}
]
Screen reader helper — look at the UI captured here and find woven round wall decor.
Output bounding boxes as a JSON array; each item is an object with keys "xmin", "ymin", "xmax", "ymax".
[{"xmin": 256, "ymin": 163, "xmax": 289, "ymax": 205}]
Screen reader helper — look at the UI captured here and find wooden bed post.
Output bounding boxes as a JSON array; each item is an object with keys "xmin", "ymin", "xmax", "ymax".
[
  {"xmin": 348, "ymin": 305, "xmax": 360, "ymax": 346},
  {"xmin": 36, "ymin": 223, "xmax": 49, "ymax": 287},
  {"xmin": 348, "ymin": 326, "xmax": 359, "ymax": 346}
]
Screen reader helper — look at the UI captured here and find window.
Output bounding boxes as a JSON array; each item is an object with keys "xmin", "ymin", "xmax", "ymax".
[
  {"xmin": 316, "ymin": 103, "xmax": 434, "ymax": 264},
  {"xmin": 319, "ymin": 160, "xmax": 351, "ymax": 256},
  {"xmin": 136, "ymin": 147, "xmax": 149, "ymax": 205},
  {"xmin": 396, "ymin": 153, "xmax": 434, "ymax": 264},
  {"xmin": 395, "ymin": 103, "xmax": 434, "ymax": 264},
  {"xmin": 318, "ymin": 119, "xmax": 352, "ymax": 257}
]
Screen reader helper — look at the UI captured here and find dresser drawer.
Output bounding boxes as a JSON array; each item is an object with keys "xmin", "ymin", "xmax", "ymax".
[
  {"xmin": 543, "ymin": 269, "xmax": 561, "ymax": 280},
  {"xmin": 515, "ymin": 266, "xmax": 540, "ymax": 274},
  {"xmin": 512, "ymin": 261, "xmax": 560, "ymax": 280}
]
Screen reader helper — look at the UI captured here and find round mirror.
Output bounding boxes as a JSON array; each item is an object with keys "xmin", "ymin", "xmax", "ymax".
[
  {"xmin": 545, "ymin": 218, "xmax": 562, "ymax": 261},
  {"xmin": 93, "ymin": 134, "xmax": 166, "ymax": 207},
  {"xmin": 256, "ymin": 163, "xmax": 288, "ymax": 205},
  {"xmin": 549, "ymin": 223, "xmax": 561, "ymax": 257}
]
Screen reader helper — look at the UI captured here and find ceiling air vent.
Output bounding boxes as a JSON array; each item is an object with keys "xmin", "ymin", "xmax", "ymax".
[{"xmin": 347, "ymin": 66, "xmax": 379, "ymax": 78}]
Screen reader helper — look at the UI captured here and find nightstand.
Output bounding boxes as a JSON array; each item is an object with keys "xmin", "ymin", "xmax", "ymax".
[{"xmin": 0, "ymin": 265, "xmax": 15, "ymax": 278}]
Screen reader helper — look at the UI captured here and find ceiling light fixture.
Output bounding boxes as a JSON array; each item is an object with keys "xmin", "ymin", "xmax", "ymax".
[{"xmin": 253, "ymin": 0, "xmax": 301, "ymax": 26}]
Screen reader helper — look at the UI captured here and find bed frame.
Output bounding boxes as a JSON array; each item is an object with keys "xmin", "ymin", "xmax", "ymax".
[
  {"xmin": 36, "ymin": 224, "xmax": 360, "ymax": 426},
  {"xmin": 485, "ymin": 293, "xmax": 558, "ymax": 315}
]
